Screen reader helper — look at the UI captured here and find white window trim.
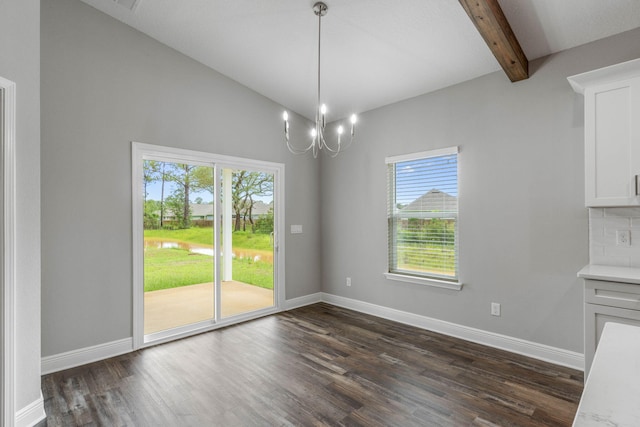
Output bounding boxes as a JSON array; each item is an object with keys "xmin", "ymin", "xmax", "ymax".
[
  {"xmin": 385, "ymin": 146, "xmax": 458, "ymax": 164},
  {"xmin": 385, "ymin": 145, "xmax": 462, "ymax": 291},
  {"xmin": 384, "ymin": 272, "xmax": 462, "ymax": 290},
  {"xmin": 131, "ymin": 142, "xmax": 286, "ymax": 349}
]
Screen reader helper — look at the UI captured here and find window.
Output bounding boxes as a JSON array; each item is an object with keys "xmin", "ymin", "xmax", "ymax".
[{"xmin": 385, "ymin": 147, "xmax": 460, "ymax": 290}]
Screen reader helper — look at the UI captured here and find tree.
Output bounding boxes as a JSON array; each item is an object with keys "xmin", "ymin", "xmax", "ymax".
[
  {"xmin": 165, "ymin": 189, "xmax": 186, "ymax": 229},
  {"xmin": 232, "ymin": 170, "xmax": 247, "ymax": 231},
  {"xmin": 165, "ymin": 163, "xmax": 213, "ymax": 229},
  {"xmin": 142, "ymin": 160, "xmax": 161, "ymax": 202},
  {"xmin": 254, "ymin": 207, "xmax": 274, "ymax": 234},
  {"xmin": 159, "ymin": 162, "xmax": 168, "ymax": 227},
  {"xmin": 231, "ymin": 171, "xmax": 273, "ymax": 232},
  {"xmin": 143, "ymin": 199, "xmax": 161, "ymax": 229},
  {"xmin": 186, "ymin": 167, "xmax": 273, "ymax": 232},
  {"xmin": 143, "ymin": 160, "xmax": 169, "ymax": 227}
]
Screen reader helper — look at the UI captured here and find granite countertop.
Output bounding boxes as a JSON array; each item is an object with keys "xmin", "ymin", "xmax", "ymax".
[
  {"xmin": 573, "ymin": 323, "xmax": 640, "ymax": 426},
  {"xmin": 577, "ymin": 264, "xmax": 640, "ymax": 284}
]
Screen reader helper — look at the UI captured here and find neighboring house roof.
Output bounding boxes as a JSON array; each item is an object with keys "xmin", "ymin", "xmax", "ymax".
[
  {"xmin": 251, "ymin": 200, "xmax": 273, "ymax": 216},
  {"xmin": 190, "ymin": 203, "xmax": 213, "ymax": 218},
  {"xmin": 400, "ymin": 189, "xmax": 457, "ymax": 218}
]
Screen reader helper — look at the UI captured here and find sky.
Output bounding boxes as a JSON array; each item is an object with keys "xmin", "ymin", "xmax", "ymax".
[{"xmin": 394, "ymin": 154, "xmax": 458, "ymax": 205}]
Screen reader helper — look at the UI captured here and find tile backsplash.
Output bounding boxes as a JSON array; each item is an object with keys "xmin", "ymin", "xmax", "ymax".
[{"xmin": 590, "ymin": 207, "xmax": 640, "ymax": 267}]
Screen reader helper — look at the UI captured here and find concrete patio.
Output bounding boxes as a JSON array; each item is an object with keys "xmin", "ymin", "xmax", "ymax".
[{"xmin": 144, "ymin": 281, "xmax": 274, "ymax": 334}]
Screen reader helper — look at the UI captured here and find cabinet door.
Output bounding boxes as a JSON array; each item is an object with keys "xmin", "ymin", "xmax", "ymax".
[
  {"xmin": 585, "ymin": 77, "xmax": 640, "ymax": 206},
  {"xmin": 584, "ymin": 303, "xmax": 640, "ymax": 375}
]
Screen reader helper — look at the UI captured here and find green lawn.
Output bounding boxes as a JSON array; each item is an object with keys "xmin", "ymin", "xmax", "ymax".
[
  {"xmin": 397, "ymin": 243, "xmax": 456, "ymax": 277},
  {"xmin": 144, "ymin": 246, "xmax": 214, "ymax": 291},
  {"xmin": 143, "ymin": 228, "xmax": 273, "ymax": 292}
]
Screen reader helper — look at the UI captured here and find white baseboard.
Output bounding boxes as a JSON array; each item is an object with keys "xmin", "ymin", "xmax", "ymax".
[
  {"xmin": 321, "ymin": 292, "xmax": 584, "ymax": 371},
  {"xmin": 283, "ymin": 292, "xmax": 323, "ymax": 310},
  {"xmin": 40, "ymin": 292, "xmax": 583, "ymax": 378},
  {"xmin": 40, "ymin": 295, "xmax": 324, "ymax": 375},
  {"xmin": 41, "ymin": 338, "xmax": 133, "ymax": 375},
  {"xmin": 39, "ymin": 294, "xmax": 323, "ymax": 375},
  {"xmin": 16, "ymin": 392, "xmax": 46, "ymax": 427}
]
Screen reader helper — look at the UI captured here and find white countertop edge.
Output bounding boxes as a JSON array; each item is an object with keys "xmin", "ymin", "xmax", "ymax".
[
  {"xmin": 573, "ymin": 322, "xmax": 640, "ymax": 426},
  {"xmin": 577, "ymin": 264, "xmax": 640, "ymax": 284}
]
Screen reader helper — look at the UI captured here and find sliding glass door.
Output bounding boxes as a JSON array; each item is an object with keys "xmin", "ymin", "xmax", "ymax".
[
  {"xmin": 142, "ymin": 160, "xmax": 216, "ymax": 335},
  {"xmin": 133, "ymin": 144, "xmax": 283, "ymax": 346},
  {"xmin": 219, "ymin": 168, "xmax": 275, "ymax": 318}
]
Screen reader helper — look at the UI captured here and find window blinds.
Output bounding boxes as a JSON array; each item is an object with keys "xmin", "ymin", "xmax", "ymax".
[{"xmin": 386, "ymin": 147, "xmax": 458, "ymax": 281}]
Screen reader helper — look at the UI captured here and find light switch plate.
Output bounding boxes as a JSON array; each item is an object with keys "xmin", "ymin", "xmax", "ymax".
[{"xmin": 291, "ymin": 225, "xmax": 303, "ymax": 234}]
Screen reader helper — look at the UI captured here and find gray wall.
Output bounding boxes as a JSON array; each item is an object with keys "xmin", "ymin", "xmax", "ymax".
[
  {"xmin": 41, "ymin": 0, "xmax": 320, "ymax": 357},
  {"xmin": 0, "ymin": 0, "xmax": 41, "ymax": 411},
  {"xmin": 321, "ymin": 28, "xmax": 640, "ymax": 354},
  {"xmin": 40, "ymin": 0, "xmax": 640, "ymax": 361}
]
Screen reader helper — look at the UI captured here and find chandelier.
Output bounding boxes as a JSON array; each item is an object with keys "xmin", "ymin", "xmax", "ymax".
[{"xmin": 282, "ymin": 2, "xmax": 358, "ymax": 158}]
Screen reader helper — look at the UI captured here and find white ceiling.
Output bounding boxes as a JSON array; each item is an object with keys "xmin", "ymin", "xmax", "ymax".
[{"xmin": 79, "ymin": 0, "xmax": 640, "ymax": 121}]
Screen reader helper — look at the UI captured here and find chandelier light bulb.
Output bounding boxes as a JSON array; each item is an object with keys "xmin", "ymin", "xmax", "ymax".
[
  {"xmin": 350, "ymin": 114, "xmax": 357, "ymax": 124},
  {"xmin": 337, "ymin": 125, "xmax": 344, "ymax": 135},
  {"xmin": 311, "ymin": 128, "xmax": 317, "ymax": 138},
  {"xmin": 320, "ymin": 104, "xmax": 327, "ymax": 115},
  {"xmin": 283, "ymin": 111, "xmax": 289, "ymax": 121}
]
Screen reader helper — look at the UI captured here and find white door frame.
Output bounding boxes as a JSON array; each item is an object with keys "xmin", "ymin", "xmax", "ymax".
[
  {"xmin": 1, "ymin": 76, "xmax": 17, "ymax": 427},
  {"xmin": 131, "ymin": 142, "xmax": 285, "ymax": 349}
]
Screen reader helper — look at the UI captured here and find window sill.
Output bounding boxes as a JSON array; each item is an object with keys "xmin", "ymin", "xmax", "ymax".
[{"xmin": 384, "ymin": 272, "xmax": 463, "ymax": 291}]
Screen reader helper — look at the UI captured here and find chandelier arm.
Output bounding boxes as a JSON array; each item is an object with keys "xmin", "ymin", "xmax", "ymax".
[
  {"xmin": 286, "ymin": 137, "xmax": 315, "ymax": 155},
  {"xmin": 340, "ymin": 135, "xmax": 355, "ymax": 151},
  {"xmin": 321, "ymin": 139, "xmax": 341, "ymax": 154},
  {"xmin": 316, "ymin": 123, "xmax": 346, "ymax": 154},
  {"xmin": 322, "ymin": 131, "xmax": 355, "ymax": 154}
]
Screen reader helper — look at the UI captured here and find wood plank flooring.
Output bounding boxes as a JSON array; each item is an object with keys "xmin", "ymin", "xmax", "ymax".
[{"xmin": 39, "ymin": 303, "xmax": 584, "ymax": 426}]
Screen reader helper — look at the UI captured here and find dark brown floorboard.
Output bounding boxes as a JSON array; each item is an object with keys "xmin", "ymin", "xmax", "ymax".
[{"xmin": 39, "ymin": 303, "xmax": 583, "ymax": 426}]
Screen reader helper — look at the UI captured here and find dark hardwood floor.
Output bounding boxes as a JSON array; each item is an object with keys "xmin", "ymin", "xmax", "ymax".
[{"xmin": 40, "ymin": 303, "xmax": 583, "ymax": 426}]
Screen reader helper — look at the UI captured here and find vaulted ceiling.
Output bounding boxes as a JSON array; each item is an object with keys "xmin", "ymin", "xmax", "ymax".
[{"xmin": 79, "ymin": 0, "xmax": 640, "ymax": 120}]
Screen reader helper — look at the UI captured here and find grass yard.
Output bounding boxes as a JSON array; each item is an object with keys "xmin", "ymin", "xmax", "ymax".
[
  {"xmin": 396, "ymin": 244, "xmax": 456, "ymax": 277},
  {"xmin": 144, "ymin": 246, "xmax": 213, "ymax": 292},
  {"xmin": 230, "ymin": 256, "xmax": 274, "ymax": 290},
  {"xmin": 144, "ymin": 228, "xmax": 273, "ymax": 292}
]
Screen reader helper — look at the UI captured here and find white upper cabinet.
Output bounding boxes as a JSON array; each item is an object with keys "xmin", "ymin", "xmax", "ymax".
[{"xmin": 569, "ymin": 59, "xmax": 640, "ymax": 207}]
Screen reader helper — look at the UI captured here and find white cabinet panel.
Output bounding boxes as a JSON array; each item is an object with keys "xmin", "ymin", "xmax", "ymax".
[
  {"xmin": 585, "ymin": 78, "xmax": 640, "ymax": 206},
  {"xmin": 584, "ymin": 277, "xmax": 640, "ymax": 375},
  {"xmin": 569, "ymin": 59, "xmax": 640, "ymax": 207},
  {"xmin": 584, "ymin": 302, "xmax": 640, "ymax": 375}
]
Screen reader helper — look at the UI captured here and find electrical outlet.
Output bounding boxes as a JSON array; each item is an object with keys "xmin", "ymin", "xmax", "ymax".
[
  {"xmin": 346, "ymin": 277, "xmax": 352, "ymax": 287},
  {"xmin": 491, "ymin": 302, "xmax": 501, "ymax": 317},
  {"xmin": 617, "ymin": 229, "xmax": 631, "ymax": 247}
]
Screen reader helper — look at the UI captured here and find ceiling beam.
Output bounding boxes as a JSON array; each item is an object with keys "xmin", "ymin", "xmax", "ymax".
[{"xmin": 459, "ymin": 0, "xmax": 529, "ymax": 82}]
